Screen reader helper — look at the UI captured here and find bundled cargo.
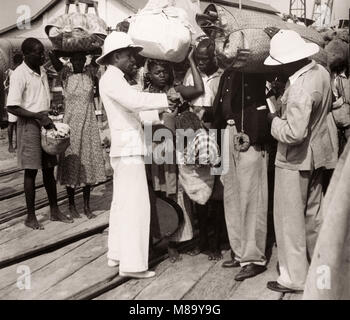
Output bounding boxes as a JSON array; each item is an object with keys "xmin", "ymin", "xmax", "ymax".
[
  {"xmin": 128, "ymin": 0, "xmax": 194, "ymax": 63},
  {"xmin": 45, "ymin": 13, "xmax": 107, "ymax": 52},
  {"xmin": 197, "ymin": 3, "xmax": 327, "ymax": 73},
  {"xmin": 325, "ymin": 38, "xmax": 349, "ymax": 69}
]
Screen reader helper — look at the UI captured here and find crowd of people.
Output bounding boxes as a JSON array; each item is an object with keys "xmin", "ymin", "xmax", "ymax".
[{"xmin": 4, "ymin": 24, "xmax": 349, "ymax": 293}]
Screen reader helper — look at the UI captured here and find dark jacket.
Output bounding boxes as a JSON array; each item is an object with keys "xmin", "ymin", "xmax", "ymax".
[{"xmin": 213, "ymin": 70, "xmax": 274, "ymax": 145}]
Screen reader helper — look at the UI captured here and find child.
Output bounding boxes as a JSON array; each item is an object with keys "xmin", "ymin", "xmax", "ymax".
[
  {"xmin": 144, "ymin": 48, "xmax": 205, "ymax": 263},
  {"xmin": 175, "ymin": 111, "xmax": 224, "ymax": 261}
]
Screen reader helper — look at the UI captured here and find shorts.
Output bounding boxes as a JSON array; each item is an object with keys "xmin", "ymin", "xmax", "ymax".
[{"xmin": 17, "ymin": 117, "xmax": 57, "ymax": 170}]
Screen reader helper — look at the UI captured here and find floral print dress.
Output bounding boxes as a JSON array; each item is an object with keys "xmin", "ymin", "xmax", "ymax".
[{"xmin": 57, "ymin": 65, "xmax": 106, "ymax": 187}]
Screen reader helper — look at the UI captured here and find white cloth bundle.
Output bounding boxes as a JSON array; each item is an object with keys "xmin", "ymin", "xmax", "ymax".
[{"xmin": 128, "ymin": 0, "xmax": 194, "ymax": 62}]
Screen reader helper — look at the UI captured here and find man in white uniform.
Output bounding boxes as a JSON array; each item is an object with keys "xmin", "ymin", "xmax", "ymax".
[{"xmin": 98, "ymin": 32, "xmax": 172, "ymax": 279}]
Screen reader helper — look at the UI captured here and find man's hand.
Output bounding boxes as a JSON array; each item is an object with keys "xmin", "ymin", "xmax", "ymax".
[
  {"xmin": 166, "ymin": 89, "xmax": 182, "ymax": 108},
  {"xmin": 38, "ymin": 112, "xmax": 55, "ymax": 130},
  {"xmin": 267, "ymin": 112, "xmax": 278, "ymax": 123}
]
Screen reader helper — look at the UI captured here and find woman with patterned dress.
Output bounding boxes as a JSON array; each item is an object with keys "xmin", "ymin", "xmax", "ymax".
[{"xmin": 49, "ymin": 51, "xmax": 107, "ymax": 219}]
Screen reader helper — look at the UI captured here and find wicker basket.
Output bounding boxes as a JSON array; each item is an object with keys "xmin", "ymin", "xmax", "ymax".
[
  {"xmin": 201, "ymin": 4, "xmax": 326, "ymax": 73},
  {"xmin": 41, "ymin": 132, "xmax": 70, "ymax": 156}
]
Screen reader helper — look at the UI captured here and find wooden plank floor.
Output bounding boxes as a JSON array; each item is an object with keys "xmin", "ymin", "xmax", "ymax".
[
  {"xmin": 0, "ymin": 152, "xmax": 303, "ymax": 300},
  {"xmin": 0, "ymin": 182, "xmax": 112, "ymax": 268},
  {"xmin": 0, "ymin": 228, "xmax": 303, "ymax": 300},
  {"xmin": 97, "ymin": 247, "xmax": 297, "ymax": 300}
]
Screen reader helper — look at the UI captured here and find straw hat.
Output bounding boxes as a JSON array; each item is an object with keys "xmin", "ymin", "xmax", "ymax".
[
  {"xmin": 96, "ymin": 31, "xmax": 143, "ymax": 65},
  {"xmin": 264, "ymin": 29, "xmax": 319, "ymax": 66}
]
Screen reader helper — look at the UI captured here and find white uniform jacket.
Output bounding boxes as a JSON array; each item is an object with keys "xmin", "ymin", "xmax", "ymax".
[{"xmin": 99, "ymin": 65, "xmax": 169, "ymax": 157}]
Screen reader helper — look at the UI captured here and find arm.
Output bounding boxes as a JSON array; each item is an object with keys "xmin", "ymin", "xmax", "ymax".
[
  {"xmin": 48, "ymin": 51, "xmax": 64, "ymax": 73},
  {"xmin": 271, "ymin": 87, "xmax": 316, "ymax": 145},
  {"xmin": 175, "ymin": 48, "xmax": 204, "ymax": 100},
  {"xmin": 7, "ymin": 70, "xmax": 53, "ymax": 128},
  {"xmin": 101, "ymin": 74, "xmax": 169, "ymax": 113}
]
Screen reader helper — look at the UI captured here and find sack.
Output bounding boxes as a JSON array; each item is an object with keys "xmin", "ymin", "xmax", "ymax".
[
  {"xmin": 128, "ymin": 4, "xmax": 193, "ymax": 62},
  {"xmin": 45, "ymin": 13, "xmax": 107, "ymax": 52},
  {"xmin": 332, "ymin": 101, "xmax": 350, "ymax": 128},
  {"xmin": 325, "ymin": 39, "xmax": 349, "ymax": 69},
  {"xmin": 178, "ymin": 164, "xmax": 214, "ymax": 205},
  {"xmin": 332, "ymin": 77, "xmax": 350, "ymax": 129},
  {"xmin": 199, "ymin": 4, "xmax": 325, "ymax": 73}
]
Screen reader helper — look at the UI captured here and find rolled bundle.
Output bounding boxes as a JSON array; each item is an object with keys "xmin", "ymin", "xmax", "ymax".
[
  {"xmin": 45, "ymin": 13, "xmax": 107, "ymax": 52},
  {"xmin": 199, "ymin": 4, "xmax": 326, "ymax": 73},
  {"xmin": 325, "ymin": 38, "xmax": 349, "ymax": 69}
]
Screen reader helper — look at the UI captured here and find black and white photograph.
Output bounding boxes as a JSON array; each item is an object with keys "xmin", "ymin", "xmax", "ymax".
[{"xmin": 0, "ymin": 0, "xmax": 349, "ymax": 306}]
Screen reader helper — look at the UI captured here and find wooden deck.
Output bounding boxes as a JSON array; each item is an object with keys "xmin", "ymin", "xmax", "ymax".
[{"xmin": 0, "ymin": 152, "xmax": 303, "ymax": 300}]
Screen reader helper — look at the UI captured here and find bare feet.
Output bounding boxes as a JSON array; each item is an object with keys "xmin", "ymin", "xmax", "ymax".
[
  {"xmin": 69, "ymin": 205, "xmax": 81, "ymax": 219},
  {"xmin": 84, "ymin": 207, "xmax": 96, "ymax": 219},
  {"xmin": 168, "ymin": 246, "xmax": 182, "ymax": 263},
  {"xmin": 50, "ymin": 207, "xmax": 73, "ymax": 223},
  {"xmin": 208, "ymin": 250, "xmax": 223, "ymax": 261},
  {"xmin": 186, "ymin": 246, "xmax": 201, "ymax": 256},
  {"xmin": 119, "ymin": 271, "xmax": 156, "ymax": 279},
  {"xmin": 8, "ymin": 146, "xmax": 15, "ymax": 153},
  {"xmin": 25, "ymin": 215, "xmax": 44, "ymax": 230}
]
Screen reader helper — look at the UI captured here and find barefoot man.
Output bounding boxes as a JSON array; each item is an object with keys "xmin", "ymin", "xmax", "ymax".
[{"xmin": 6, "ymin": 38, "xmax": 72, "ymax": 230}]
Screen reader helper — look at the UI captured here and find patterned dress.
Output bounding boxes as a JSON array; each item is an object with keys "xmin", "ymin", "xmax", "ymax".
[{"xmin": 57, "ymin": 65, "xmax": 106, "ymax": 187}]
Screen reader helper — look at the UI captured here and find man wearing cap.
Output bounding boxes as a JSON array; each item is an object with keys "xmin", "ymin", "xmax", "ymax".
[
  {"xmin": 97, "ymin": 32, "xmax": 173, "ymax": 279},
  {"xmin": 264, "ymin": 29, "xmax": 338, "ymax": 293}
]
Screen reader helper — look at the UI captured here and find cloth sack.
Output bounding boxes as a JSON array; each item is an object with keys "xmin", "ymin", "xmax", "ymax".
[
  {"xmin": 128, "ymin": 1, "xmax": 193, "ymax": 63},
  {"xmin": 178, "ymin": 164, "xmax": 214, "ymax": 205},
  {"xmin": 332, "ymin": 76, "xmax": 350, "ymax": 129},
  {"xmin": 45, "ymin": 13, "xmax": 107, "ymax": 52}
]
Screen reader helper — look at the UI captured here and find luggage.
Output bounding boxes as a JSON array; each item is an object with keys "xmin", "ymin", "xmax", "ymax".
[
  {"xmin": 178, "ymin": 164, "xmax": 214, "ymax": 205},
  {"xmin": 128, "ymin": 0, "xmax": 193, "ymax": 63},
  {"xmin": 45, "ymin": 13, "xmax": 107, "ymax": 52},
  {"xmin": 198, "ymin": 3, "xmax": 326, "ymax": 73}
]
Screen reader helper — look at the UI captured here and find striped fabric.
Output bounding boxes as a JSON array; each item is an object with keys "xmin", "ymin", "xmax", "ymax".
[{"xmin": 185, "ymin": 129, "xmax": 220, "ymax": 167}]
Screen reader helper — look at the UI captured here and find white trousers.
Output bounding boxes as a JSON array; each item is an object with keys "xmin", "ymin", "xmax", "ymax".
[
  {"xmin": 274, "ymin": 167, "xmax": 324, "ymax": 290},
  {"xmin": 108, "ymin": 156, "xmax": 150, "ymax": 273}
]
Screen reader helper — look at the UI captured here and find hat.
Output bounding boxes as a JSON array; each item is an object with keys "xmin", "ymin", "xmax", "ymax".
[
  {"xmin": 264, "ymin": 29, "xmax": 319, "ymax": 66},
  {"xmin": 96, "ymin": 31, "xmax": 143, "ymax": 65}
]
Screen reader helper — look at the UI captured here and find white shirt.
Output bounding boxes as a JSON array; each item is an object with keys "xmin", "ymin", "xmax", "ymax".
[
  {"xmin": 183, "ymin": 68, "xmax": 223, "ymax": 107},
  {"xmin": 99, "ymin": 65, "xmax": 169, "ymax": 157},
  {"xmin": 6, "ymin": 62, "xmax": 50, "ymax": 113}
]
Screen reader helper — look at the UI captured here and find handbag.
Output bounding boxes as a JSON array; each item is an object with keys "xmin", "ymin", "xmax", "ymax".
[{"xmin": 332, "ymin": 76, "xmax": 350, "ymax": 129}]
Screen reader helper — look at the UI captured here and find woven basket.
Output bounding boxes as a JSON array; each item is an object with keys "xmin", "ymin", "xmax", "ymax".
[
  {"xmin": 41, "ymin": 133, "xmax": 70, "ymax": 156},
  {"xmin": 202, "ymin": 4, "xmax": 326, "ymax": 73},
  {"xmin": 45, "ymin": 13, "xmax": 107, "ymax": 52}
]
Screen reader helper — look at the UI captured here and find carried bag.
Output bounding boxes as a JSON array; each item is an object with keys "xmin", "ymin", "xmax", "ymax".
[
  {"xmin": 332, "ymin": 76, "xmax": 350, "ymax": 129},
  {"xmin": 128, "ymin": 2, "xmax": 193, "ymax": 63}
]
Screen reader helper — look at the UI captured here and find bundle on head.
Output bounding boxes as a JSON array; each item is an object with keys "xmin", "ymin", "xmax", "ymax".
[
  {"xmin": 325, "ymin": 39, "xmax": 349, "ymax": 72},
  {"xmin": 196, "ymin": 3, "xmax": 326, "ymax": 73}
]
